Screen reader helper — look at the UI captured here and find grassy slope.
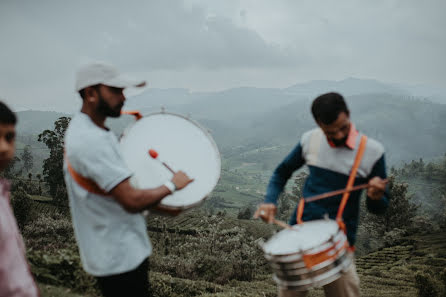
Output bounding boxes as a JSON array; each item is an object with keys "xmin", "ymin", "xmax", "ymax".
[
  {"xmin": 37, "ymin": 212, "xmax": 445, "ymax": 297},
  {"xmin": 38, "ymin": 284, "xmax": 90, "ymax": 297}
]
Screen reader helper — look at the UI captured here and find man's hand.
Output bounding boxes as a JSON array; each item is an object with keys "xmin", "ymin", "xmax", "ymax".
[
  {"xmin": 171, "ymin": 171, "xmax": 194, "ymax": 190},
  {"xmin": 254, "ymin": 203, "xmax": 277, "ymax": 224},
  {"xmin": 367, "ymin": 177, "xmax": 386, "ymax": 200}
]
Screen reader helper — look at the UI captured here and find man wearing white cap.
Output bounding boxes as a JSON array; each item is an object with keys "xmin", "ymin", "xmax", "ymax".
[{"xmin": 64, "ymin": 62, "xmax": 193, "ymax": 297}]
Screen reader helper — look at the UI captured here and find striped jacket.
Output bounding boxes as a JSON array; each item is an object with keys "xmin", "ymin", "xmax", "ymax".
[{"xmin": 264, "ymin": 126, "xmax": 389, "ymax": 246}]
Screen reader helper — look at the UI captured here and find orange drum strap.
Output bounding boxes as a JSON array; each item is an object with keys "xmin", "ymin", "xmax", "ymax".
[
  {"xmin": 336, "ymin": 135, "xmax": 367, "ymax": 223},
  {"xmin": 303, "ymin": 240, "xmax": 349, "ymax": 269},
  {"xmin": 121, "ymin": 110, "xmax": 143, "ymax": 120},
  {"xmin": 65, "ymin": 110, "xmax": 143, "ymax": 196},
  {"xmin": 65, "ymin": 155, "xmax": 111, "ymax": 197},
  {"xmin": 296, "ymin": 199, "xmax": 305, "ymax": 224}
]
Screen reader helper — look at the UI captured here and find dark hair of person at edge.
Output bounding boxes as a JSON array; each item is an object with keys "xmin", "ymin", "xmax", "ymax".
[{"xmin": 0, "ymin": 101, "xmax": 17, "ymax": 125}]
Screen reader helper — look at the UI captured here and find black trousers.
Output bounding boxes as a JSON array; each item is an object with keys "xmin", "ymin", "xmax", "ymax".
[{"xmin": 96, "ymin": 258, "xmax": 151, "ymax": 297}]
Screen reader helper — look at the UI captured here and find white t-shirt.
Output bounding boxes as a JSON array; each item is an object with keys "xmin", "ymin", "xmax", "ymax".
[{"xmin": 64, "ymin": 113, "xmax": 152, "ymax": 277}]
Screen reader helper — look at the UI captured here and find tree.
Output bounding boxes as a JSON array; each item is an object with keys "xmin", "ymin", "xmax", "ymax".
[
  {"xmin": 38, "ymin": 117, "xmax": 71, "ymax": 205},
  {"xmin": 20, "ymin": 145, "xmax": 33, "ymax": 173},
  {"xmin": 363, "ymin": 176, "xmax": 418, "ymax": 236},
  {"xmin": 2, "ymin": 156, "xmax": 20, "ymax": 178},
  {"xmin": 36, "ymin": 173, "xmax": 42, "ymax": 195}
]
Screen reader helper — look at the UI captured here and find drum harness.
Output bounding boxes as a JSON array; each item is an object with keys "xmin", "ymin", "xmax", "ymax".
[{"xmin": 295, "ymin": 135, "xmax": 368, "ymax": 269}]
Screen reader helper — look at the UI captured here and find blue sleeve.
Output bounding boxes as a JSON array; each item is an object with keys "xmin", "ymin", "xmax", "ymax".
[
  {"xmin": 264, "ymin": 143, "xmax": 305, "ymax": 205},
  {"xmin": 366, "ymin": 154, "xmax": 390, "ymax": 214}
]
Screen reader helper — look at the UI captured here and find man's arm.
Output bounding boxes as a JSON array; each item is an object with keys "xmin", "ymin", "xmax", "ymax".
[
  {"xmin": 366, "ymin": 155, "xmax": 390, "ymax": 214},
  {"xmin": 254, "ymin": 143, "xmax": 305, "ymax": 222},
  {"xmin": 110, "ymin": 171, "xmax": 193, "ymax": 213},
  {"xmin": 264, "ymin": 143, "xmax": 305, "ymax": 204}
]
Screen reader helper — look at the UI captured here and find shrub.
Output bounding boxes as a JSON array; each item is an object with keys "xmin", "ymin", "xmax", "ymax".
[
  {"xmin": 28, "ymin": 249, "xmax": 98, "ymax": 296},
  {"xmin": 11, "ymin": 186, "xmax": 34, "ymax": 229},
  {"xmin": 150, "ymin": 216, "xmax": 267, "ymax": 284},
  {"xmin": 22, "ymin": 210, "xmax": 75, "ymax": 250},
  {"xmin": 383, "ymin": 228, "xmax": 407, "ymax": 246},
  {"xmin": 415, "ymin": 272, "xmax": 439, "ymax": 297},
  {"xmin": 237, "ymin": 207, "xmax": 254, "ymax": 220}
]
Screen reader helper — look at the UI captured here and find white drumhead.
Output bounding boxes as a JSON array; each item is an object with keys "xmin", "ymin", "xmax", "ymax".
[
  {"xmin": 263, "ymin": 220, "xmax": 339, "ymax": 255},
  {"xmin": 120, "ymin": 112, "xmax": 221, "ymax": 209}
]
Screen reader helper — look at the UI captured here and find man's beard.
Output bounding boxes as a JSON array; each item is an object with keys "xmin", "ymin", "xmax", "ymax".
[
  {"xmin": 97, "ymin": 95, "xmax": 122, "ymax": 118},
  {"xmin": 331, "ymin": 136, "xmax": 348, "ymax": 147}
]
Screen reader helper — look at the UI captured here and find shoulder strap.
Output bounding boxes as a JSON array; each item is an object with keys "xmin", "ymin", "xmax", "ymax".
[
  {"xmin": 336, "ymin": 135, "xmax": 367, "ymax": 220},
  {"xmin": 65, "ymin": 156, "xmax": 110, "ymax": 196},
  {"xmin": 65, "ymin": 110, "xmax": 143, "ymax": 197},
  {"xmin": 296, "ymin": 135, "xmax": 368, "ymax": 225}
]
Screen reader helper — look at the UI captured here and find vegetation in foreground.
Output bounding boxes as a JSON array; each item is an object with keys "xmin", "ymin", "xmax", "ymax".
[{"xmin": 3, "ymin": 117, "xmax": 446, "ymax": 296}]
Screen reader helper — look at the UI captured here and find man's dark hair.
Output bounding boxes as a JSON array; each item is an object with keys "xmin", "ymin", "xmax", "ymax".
[
  {"xmin": 311, "ymin": 92, "xmax": 349, "ymax": 125},
  {"xmin": 0, "ymin": 101, "xmax": 17, "ymax": 125},
  {"xmin": 78, "ymin": 84, "xmax": 100, "ymax": 100}
]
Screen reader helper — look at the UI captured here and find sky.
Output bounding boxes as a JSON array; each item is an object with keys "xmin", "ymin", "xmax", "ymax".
[{"xmin": 1, "ymin": 0, "xmax": 445, "ymax": 112}]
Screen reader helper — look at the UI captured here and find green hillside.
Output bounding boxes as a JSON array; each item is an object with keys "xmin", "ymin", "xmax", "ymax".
[{"xmin": 33, "ymin": 211, "xmax": 446, "ymax": 297}]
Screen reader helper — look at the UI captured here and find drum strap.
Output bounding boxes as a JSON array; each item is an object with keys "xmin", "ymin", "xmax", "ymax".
[
  {"xmin": 303, "ymin": 239, "xmax": 350, "ymax": 269},
  {"xmin": 64, "ymin": 111, "xmax": 142, "ymax": 197},
  {"xmin": 296, "ymin": 135, "xmax": 368, "ymax": 229},
  {"xmin": 65, "ymin": 155, "xmax": 111, "ymax": 197},
  {"xmin": 336, "ymin": 135, "xmax": 367, "ymax": 223},
  {"xmin": 121, "ymin": 110, "xmax": 143, "ymax": 120}
]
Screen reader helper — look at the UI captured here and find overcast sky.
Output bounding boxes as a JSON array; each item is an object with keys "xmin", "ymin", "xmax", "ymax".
[{"xmin": 1, "ymin": 0, "xmax": 445, "ymax": 111}]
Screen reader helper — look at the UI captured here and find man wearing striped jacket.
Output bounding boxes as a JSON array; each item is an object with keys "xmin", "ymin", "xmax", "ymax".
[{"xmin": 255, "ymin": 92, "xmax": 389, "ymax": 297}]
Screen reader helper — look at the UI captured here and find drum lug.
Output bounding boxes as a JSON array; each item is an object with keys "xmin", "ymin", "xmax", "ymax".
[{"xmin": 161, "ymin": 106, "xmax": 166, "ymax": 113}]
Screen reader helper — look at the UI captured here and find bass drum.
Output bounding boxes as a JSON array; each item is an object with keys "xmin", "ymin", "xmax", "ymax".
[{"xmin": 120, "ymin": 112, "xmax": 221, "ymax": 215}]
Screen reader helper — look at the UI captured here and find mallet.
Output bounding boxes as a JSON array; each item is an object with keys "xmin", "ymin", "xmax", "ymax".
[{"xmin": 148, "ymin": 149, "xmax": 175, "ymax": 174}]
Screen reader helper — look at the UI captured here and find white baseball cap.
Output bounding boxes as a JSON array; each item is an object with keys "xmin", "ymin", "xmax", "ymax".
[{"xmin": 75, "ymin": 62, "xmax": 146, "ymax": 92}]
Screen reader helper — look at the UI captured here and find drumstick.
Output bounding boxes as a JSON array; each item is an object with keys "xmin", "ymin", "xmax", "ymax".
[
  {"xmin": 148, "ymin": 149, "xmax": 175, "ymax": 174},
  {"xmin": 272, "ymin": 219, "xmax": 293, "ymax": 229},
  {"xmin": 258, "ymin": 210, "xmax": 292, "ymax": 229},
  {"xmin": 303, "ymin": 179, "xmax": 388, "ymax": 203}
]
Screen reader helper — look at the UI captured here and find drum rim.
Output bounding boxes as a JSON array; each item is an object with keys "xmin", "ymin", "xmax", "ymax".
[
  {"xmin": 121, "ymin": 111, "xmax": 222, "ymax": 209},
  {"xmin": 263, "ymin": 220, "xmax": 344, "ymax": 257}
]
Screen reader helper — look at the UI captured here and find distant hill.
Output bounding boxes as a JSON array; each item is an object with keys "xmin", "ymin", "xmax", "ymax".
[
  {"xmin": 14, "ymin": 78, "xmax": 446, "ymax": 168},
  {"xmin": 16, "ymin": 110, "xmax": 71, "ymax": 135},
  {"xmin": 234, "ymin": 93, "xmax": 446, "ymax": 164},
  {"xmin": 285, "ymin": 77, "xmax": 409, "ymax": 98}
]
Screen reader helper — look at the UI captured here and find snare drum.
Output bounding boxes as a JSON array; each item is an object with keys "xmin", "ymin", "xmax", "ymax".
[
  {"xmin": 120, "ymin": 111, "xmax": 221, "ymax": 215},
  {"xmin": 262, "ymin": 219, "xmax": 352, "ymax": 291}
]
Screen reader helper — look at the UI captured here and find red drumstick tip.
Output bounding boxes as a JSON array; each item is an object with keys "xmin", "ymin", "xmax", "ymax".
[{"xmin": 148, "ymin": 149, "xmax": 158, "ymax": 159}]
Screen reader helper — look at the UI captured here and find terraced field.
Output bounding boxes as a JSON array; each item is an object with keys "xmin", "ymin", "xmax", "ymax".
[
  {"xmin": 151, "ymin": 214, "xmax": 446, "ymax": 297},
  {"xmin": 36, "ymin": 209, "xmax": 445, "ymax": 297},
  {"xmin": 356, "ymin": 232, "xmax": 446, "ymax": 297}
]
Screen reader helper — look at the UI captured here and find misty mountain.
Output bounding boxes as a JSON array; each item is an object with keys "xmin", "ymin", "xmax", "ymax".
[
  {"xmin": 124, "ymin": 78, "xmax": 445, "ymax": 120},
  {"xmin": 125, "ymin": 87, "xmax": 300, "ymax": 121},
  {"xmin": 237, "ymin": 93, "xmax": 446, "ymax": 165},
  {"xmin": 14, "ymin": 78, "xmax": 446, "ymax": 168},
  {"xmin": 15, "ymin": 110, "xmax": 71, "ymax": 135},
  {"xmin": 284, "ymin": 77, "xmax": 409, "ymax": 98}
]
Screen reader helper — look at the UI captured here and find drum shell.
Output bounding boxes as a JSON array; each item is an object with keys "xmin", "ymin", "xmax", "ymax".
[{"xmin": 274, "ymin": 252, "xmax": 353, "ymax": 291}]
